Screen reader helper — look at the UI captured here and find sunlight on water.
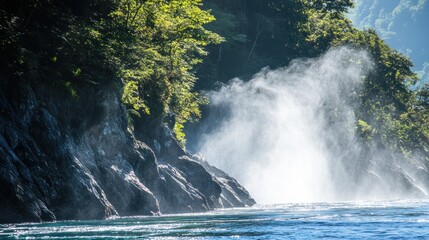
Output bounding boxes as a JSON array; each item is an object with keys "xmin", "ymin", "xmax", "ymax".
[{"xmin": 1, "ymin": 200, "xmax": 428, "ymax": 239}]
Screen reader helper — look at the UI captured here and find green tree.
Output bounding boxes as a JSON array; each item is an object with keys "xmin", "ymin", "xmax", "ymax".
[{"xmin": 111, "ymin": 0, "xmax": 223, "ymax": 145}]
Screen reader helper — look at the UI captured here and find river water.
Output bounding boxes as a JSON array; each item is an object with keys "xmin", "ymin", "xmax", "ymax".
[{"xmin": 1, "ymin": 200, "xmax": 428, "ymax": 239}]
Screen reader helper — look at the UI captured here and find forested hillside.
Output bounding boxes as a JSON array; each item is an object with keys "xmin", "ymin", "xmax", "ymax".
[
  {"xmin": 196, "ymin": 0, "xmax": 429, "ymax": 159},
  {"xmin": 1, "ymin": 0, "xmax": 428, "ymax": 153}
]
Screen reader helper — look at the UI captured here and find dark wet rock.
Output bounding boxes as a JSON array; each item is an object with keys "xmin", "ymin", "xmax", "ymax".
[
  {"xmin": 198, "ymin": 158, "xmax": 256, "ymax": 208},
  {"xmin": 0, "ymin": 80, "xmax": 255, "ymax": 224}
]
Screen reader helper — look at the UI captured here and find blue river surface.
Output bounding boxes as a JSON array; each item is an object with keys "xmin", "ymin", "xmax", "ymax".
[{"xmin": 1, "ymin": 200, "xmax": 429, "ymax": 239}]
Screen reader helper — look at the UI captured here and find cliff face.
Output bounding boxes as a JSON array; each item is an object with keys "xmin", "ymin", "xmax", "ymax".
[{"xmin": 0, "ymin": 79, "xmax": 255, "ymax": 224}]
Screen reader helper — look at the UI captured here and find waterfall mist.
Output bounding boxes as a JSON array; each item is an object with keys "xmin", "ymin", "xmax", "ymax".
[{"xmin": 190, "ymin": 47, "xmax": 429, "ymax": 204}]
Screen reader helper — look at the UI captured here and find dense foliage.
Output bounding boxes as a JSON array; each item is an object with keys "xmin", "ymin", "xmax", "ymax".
[
  {"xmin": 300, "ymin": 2, "xmax": 429, "ymax": 157},
  {"xmin": 111, "ymin": 0, "xmax": 223, "ymax": 143},
  {"xmin": 1, "ymin": 0, "xmax": 428, "ymax": 156},
  {"xmin": 0, "ymin": 0, "xmax": 221, "ymax": 145},
  {"xmin": 194, "ymin": 0, "xmax": 429, "ymax": 160}
]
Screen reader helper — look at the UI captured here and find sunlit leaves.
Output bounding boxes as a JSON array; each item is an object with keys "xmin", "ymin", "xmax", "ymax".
[
  {"xmin": 122, "ymin": 80, "xmax": 150, "ymax": 114},
  {"xmin": 357, "ymin": 119, "xmax": 374, "ymax": 141},
  {"xmin": 111, "ymin": 0, "xmax": 221, "ymax": 144}
]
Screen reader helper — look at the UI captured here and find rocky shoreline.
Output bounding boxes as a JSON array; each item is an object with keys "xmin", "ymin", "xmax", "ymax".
[{"xmin": 0, "ymin": 80, "xmax": 255, "ymax": 223}]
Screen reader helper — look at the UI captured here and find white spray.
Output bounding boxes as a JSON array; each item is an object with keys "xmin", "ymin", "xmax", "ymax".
[{"xmin": 192, "ymin": 47, "xmax": 429, "ymax": 204}]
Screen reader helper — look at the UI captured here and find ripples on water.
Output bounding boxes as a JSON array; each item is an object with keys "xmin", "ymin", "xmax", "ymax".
[{"xmin": 1, "ymin": 200, "xmax": 428, "ymax": 239}]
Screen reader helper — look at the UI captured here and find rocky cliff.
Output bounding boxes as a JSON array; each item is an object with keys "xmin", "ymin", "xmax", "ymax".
[{"xmin": 0, "ymin": 79, "xmax": 255, "ymax": 223}]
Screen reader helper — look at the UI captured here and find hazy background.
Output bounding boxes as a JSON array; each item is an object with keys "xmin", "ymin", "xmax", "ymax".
[{"xmin": 348, "ymin": 0, "xmax": 429, "ymax": 86}]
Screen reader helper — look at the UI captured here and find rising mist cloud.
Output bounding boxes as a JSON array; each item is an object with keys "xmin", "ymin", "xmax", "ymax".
[{"xmin": 192, "ymin": 47, "xmax": 429, "ymax": 204}]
